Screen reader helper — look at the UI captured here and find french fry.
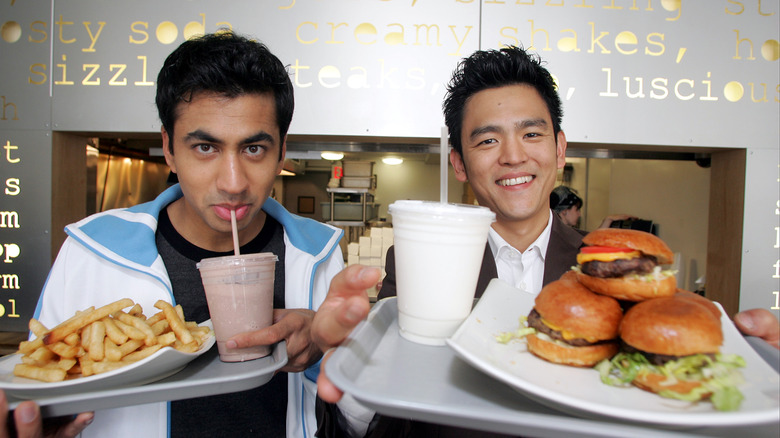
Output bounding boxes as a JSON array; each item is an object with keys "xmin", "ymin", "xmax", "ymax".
[
  {"xmin": 47, "ymin": 342, "xmax": 80, "ymax": 359},
  {"xmin": 63, "ymin": 332, "xmax": 81, "ymax": 347},
  {"xmin": 145, "ymin": 311, "xmax": 166, "ymax": 326},
  {"xmin": 173, "ymin": 340, "xmax": 201, "ymax": 353},
  {"xmin": 88, "ymin": 321, "xmax": 106, "ymax": 361},
  {"xmin": 81, "ymin": 323, "xmax": 92, "ymax": 349},
  {"xmin": 117, "ymin": 339, "xmax": 144, "ymax": 358},
  {"xmin": 27, "ymin": 346, "xmax": 55, "ymax": 365},
  {"xmin": 113, "ymin": 319, "xmax": 147, "ymax": 341},
  {"xmin": 56, "ymin": 357, "xmax": 77, "ymax": 372},
  {"xmin": 150, "ymin": 320, "xmax": 169, "ymax": 336},
  {"xmin": 13, "ymin": 363, "xmax": 66, "ymax": 383},
  {"xmin": 18, "ymin": 338, "xmax": 44, "ymax": 355},
  {"xmin": 28, "ymin": 318, "xmax": 48, "ymax": 337},
  {"xmin": 154, "ymin": 301, "xmax": 194, "ymax": 345},
  {"xmin": 156, "ymin": 332, "xmax": 177, "ymax": 347},
  {"xmin": 102, "ymin": 316, "xmax": 129, "ymax": 344},
  {"xmin": 174, "ymin": 305, "xmax": 185, "ymax": 322},
  {"xmin": 78, "ymin": 356, "xmax": 94, "ymax": 377},
  {"xmin": 44, "ymin": 298, "xmax": 133, "ymax": 345},
  {"xmin": 104, "ymin": 337, "xmax": 122, "ymax": 362},
  {"xmin": 113, "ymin": 311, "xmax": 156, "ymax": 346},
  {"xmin": 127, "ymin": 303, "xmax": 144, "ymax": 318},
  {"xmin": 122, "ymin": 344, "xmax": 162, "ymax": 363}
]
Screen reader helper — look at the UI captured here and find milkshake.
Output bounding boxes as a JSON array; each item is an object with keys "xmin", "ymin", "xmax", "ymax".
[
  {"xmin": 197, "ymin": 253, "xmax": 277, "ymax": 362},
  {"xmin": 389, "ymin": 200, "xmax": 495, "ymax": 345}
]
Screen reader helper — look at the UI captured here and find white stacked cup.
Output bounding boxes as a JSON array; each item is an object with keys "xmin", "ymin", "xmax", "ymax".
[{"xmin": 389, "ymin": 200, "xmax": 495, "ymax": 346}]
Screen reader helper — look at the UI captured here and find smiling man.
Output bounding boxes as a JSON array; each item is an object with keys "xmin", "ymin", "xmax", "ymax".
[
  {"xmin": 314, "ymin": 46, "xmax": 586, "ymax": 438},
  {"xmin": 24, "ymin": 32, "xmax": 345, "ymax": 438}
]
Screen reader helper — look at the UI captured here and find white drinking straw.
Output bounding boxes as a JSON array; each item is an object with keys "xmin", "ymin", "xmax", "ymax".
[
  {"xmin": 440, "ymin": 126, "xmax": 448, "ymax": 204},
  {"xmin": 230, "ymin": 210, "xmax": 240, "ymax": 255}
]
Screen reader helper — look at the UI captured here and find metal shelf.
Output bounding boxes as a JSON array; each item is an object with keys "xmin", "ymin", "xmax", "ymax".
[{"xmin": 325, "ymin": 187, "xmax": 375, "ymax": 227}]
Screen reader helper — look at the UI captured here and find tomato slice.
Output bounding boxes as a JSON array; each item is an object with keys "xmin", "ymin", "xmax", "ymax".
[{"xmin": 580, "ymin": 245, "xmax": 634, "ymax": 254}]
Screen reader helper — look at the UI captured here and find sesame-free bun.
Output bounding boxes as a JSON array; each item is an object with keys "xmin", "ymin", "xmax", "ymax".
[
  {"xmin": 673, "ymin": 289, "xmax": 722, "ymax": 320},
  {"xmin": 619, "ymin": 295, "xmax": 723, "ymax": 356},
  {"xmin": 527, "ymin": 334, "xmax": 618, "ymax": 367},
  {"xmin": 583, "ymin": 228, "xmax": 674, "ymax": 264},
  {"xmin": 576, "ymin": 272, "xmax": 677, "ymax": 302},
  {"xmin": 527, "ymin": 276, "xmax": 623, "ymax": 367},
  {"xmin": 534, "ymin": 276, "xmax": 623, "ymax": 342}
]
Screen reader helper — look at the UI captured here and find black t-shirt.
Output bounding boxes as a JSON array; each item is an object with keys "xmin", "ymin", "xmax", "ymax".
[{"xmin": 156, "ymin": 207, "xmax": 288, "ymax": 437}]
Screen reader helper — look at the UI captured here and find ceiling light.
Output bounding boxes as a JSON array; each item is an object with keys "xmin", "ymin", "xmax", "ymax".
[
  {"xmin": 382, "ymin": 157, "xmax": 403, "ymax": 165},
  {"xmin": 280, "ymin": 169, "xmax": 295, "ymax": 176},
  {"xmin": 321, "ymin": 151, "xmax": 344, "ymax": 160}
]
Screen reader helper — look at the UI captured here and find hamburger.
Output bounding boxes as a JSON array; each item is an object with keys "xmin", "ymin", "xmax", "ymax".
[
  {"xmin": 524, "ymin": 272, "xmax": 623, "ymax": 367},
  {"xmin": 596, "ymin": 295, "xmax": 745, "ymax": 411},
  {"xmin": 575, "ymin": 228, "xmax": 677, "ymax": 301}
]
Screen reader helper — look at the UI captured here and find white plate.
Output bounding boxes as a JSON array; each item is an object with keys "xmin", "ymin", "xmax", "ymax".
[
  {"xmin": 0, "ymin": 321, "xmax": 215, "ymax": 400},
  {"xmin": 446, "ymin": 279, "xmax": 780, "ymax": 427}
]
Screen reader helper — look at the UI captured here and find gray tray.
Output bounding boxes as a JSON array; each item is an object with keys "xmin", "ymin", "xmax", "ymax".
[
  {"xmin": 7, "ymin": 341, "xmax": 287, "ymax": 417},
  {"xmin": 326, "ymin": 298, "xmax": 780, "ymax": 438}
]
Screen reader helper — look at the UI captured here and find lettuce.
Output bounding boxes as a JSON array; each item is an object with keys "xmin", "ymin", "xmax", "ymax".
[{"xmin": 596, "ymin": 352, "xmax": 746, "ymax": 411}]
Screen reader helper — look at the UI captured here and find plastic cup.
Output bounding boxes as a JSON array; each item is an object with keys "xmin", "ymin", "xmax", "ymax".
[
  {"xmin": 196, "ymin": 253, "xmax": 278, "ymax": 362},
  {"xmin": 389, "ymin": 200, "xmax": 495, "ymax": 345}
]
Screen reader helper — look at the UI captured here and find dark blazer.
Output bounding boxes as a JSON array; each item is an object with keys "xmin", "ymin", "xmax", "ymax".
[{"xmin": 379, "ymin": 213, "xmax": 585, "ymax": 300}]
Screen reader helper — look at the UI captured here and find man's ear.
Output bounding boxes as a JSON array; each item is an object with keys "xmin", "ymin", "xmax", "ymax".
[
  {"xmin": 161, "ymin": 127, "xmax": 176, "ymax": 173},
  {"xmin": 556, "ymin": 130, "xmax": 568, "ymax": 170},
  {"xmin": 450, "ymin": 149, "xmax": 468, "ymax": 183}
]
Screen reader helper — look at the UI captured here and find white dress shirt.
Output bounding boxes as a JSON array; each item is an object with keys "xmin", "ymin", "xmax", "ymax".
[{"xmin": 487, "ymin": 210, "xmax": 554, "ymax": 296}]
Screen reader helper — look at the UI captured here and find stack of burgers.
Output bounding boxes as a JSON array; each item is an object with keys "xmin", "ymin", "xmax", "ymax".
[{"xmin": 521, "ymin": 228, "xmax": 745, "ymax": 411}]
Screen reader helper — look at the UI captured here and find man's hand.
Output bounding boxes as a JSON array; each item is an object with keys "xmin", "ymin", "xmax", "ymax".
[
  {"xmin": 0, "ymin": 391, "xmax": 93, "ymax": 438},
  {"xmin": 598, "ymin": 214, "xmax": 637, "ymax": 229},
  {"xmin": 734, "ymin": 308, "xmax": 780, "ymax": 349},
  {"xmin": 311, "ymin": 265, "xmax": 379, "ymax": 403},
  {"xmin": 227, "ymin": 308, "xmax": 322, "ymax": 372}
]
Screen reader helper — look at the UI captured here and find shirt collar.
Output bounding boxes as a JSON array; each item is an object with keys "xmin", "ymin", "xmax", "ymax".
[{"xmin": 488, "ymin": 210, "xmax": 554, "ymax": 260}]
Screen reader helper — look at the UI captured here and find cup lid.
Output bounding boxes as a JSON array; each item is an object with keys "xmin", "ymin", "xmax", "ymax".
[
  {"xmin": 389, "ymin": 200, "xmax": 495, "ymax": 222},
  {"xmin": 196, "ymin": 252, "xmax": 278, "ymax": 269}
]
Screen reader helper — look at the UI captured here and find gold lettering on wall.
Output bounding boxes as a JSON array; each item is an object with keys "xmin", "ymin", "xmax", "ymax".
[{"xmin": 0, "ymin": 97, "xmax": 19, "ymax": 121}]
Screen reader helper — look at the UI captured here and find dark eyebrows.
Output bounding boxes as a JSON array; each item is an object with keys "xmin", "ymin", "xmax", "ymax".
[
  {"xmin": 469, "ymin": 125, "xmax": 502, "ymax": 141},
  {"xmin": 516, "ymin": 118, "xmax": 548, "ymax": 130},
  {"xmin": 183, "ymin": 129, "xmax": 275, "ymax": 145},
  {"xmin": 242, "ymin": 132, "xmax": 275, "ymax": 145}
]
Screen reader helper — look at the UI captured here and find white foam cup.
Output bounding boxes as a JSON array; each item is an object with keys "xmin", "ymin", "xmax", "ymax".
[
  {"xmin": 196, "ymin": 253, "xmax": 277, "ymax": 362},
  {"xmin": 389, "ymin": 200, "xmax": 495, "ymax": 345}
]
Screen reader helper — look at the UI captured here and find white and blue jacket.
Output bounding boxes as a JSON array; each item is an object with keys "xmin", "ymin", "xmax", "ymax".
[{"xmin": 34, "ymin": 184, "xmax": 344, "ymax": 438}]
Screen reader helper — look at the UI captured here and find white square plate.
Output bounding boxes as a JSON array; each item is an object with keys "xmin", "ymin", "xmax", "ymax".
[{"xmin": 447, "ymin": 279, "xmax": 780, "ymax": 427}]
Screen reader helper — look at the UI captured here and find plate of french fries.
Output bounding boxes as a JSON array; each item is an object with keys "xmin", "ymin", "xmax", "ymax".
[{"xmin": 0, "ymin": 298, "xmax": 215, "ymax": 399}]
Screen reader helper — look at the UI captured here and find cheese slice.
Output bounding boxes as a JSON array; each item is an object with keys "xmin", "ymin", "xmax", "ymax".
[
  {"xmin": 541, "ymin": 318, "xmax": 599, "ymax": 343},
  {"xmin": 577, "ymin": 250, "xmax": 641, "ymax": 264}
]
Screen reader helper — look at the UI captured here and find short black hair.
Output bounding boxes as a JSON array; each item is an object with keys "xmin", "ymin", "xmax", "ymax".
[
  {"xmin": 443, "ymin": 46, "xmax": 563, "ymax": 156},
  {"xmin": 550, "ymin": 186, "xmax": 583, "ymax": 213},
  {"xmin": 156, "ymin": 31, "xmax": 293, "ymax": 160}
]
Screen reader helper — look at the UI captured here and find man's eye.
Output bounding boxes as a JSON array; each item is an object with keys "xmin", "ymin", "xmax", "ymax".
[
  {"xmin": 246, "ymin": 145, "xmax": 266, "ymax": 156},
  {"xmin": 195, "ymin": 144, "xmax": 214, "ymax": 153},
  {"xmin": 478, "ymin": 138, "xmax": 497, "ymax": 146}
]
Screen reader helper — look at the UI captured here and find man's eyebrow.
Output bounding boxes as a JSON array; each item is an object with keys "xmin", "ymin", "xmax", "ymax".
[
  {"xmin": 184, "ymin": 129, "xmax": 220, "ymax": 143},
  {"xmin": 469, "ymin": 125, "xmax": 502, "ymax": 140},
  {"xmin": 516, "ymin": 118, "xmax": 548, "ymax": 130},
  {"xmin": 241, "ymin": 131, "xmax": 275, "ymax": 145}
]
